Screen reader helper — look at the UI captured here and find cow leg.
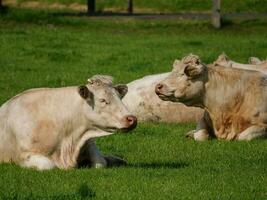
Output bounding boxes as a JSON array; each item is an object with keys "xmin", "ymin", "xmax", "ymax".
[
  {"xmin": 79, "ymin": 139, "xmax": 107, "ymax": 168},
  {"xmin": 103, "ymin": 155, "xmax": 127, "ymax": 167},
  {"xmin": 83, "ymin": 140, "xmax": 126, "ymax": 168},
  {"xmin": 237, "ymin": 126, "xmax": 267, "ymax": 141},
  {"xmin": 20, "ymin": 153, "xmax": 56, "ymax": 170},
  {"xmin": 186, "ymin": 111, "xmax": 212, "ymax": 141}
]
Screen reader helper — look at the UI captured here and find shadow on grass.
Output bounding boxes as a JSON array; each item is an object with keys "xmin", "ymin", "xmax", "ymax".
[{"xmin": 126, "ymin": 161, "xmax": 189, "ymax": 169}]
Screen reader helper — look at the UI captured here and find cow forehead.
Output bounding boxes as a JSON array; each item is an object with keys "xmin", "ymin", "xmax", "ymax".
[{"xmin": 89, "ymin": 84, "xmax": 117, "ymax": 98}]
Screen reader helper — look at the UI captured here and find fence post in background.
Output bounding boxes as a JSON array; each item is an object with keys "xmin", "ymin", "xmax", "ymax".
[
  {"xmin": 0, "ymin": 0, "xmax": 2, "ymax": 10},
  {"xmin": 212, "ymin": 0, "xmax": 221, "ymax": 28},
  {"xmin": 127, "ymin": 0, "xmax": 133, "ymax": 14},
  {"xmin": 87, "ymin": 0, "xmax": 95, "ymax": 14}
]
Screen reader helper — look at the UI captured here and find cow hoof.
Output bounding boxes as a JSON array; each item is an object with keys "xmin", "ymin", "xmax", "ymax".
[
  {"xmin": 104, "ymin": 155, "xmax": 127, "ymax": 167},
  {"xmin": 92, "ymin": 163, "xmax": 107, "ymax": 169},
  {"xmin": 185, "ymin": 130, "xmax": 196, "ymax": 139}
]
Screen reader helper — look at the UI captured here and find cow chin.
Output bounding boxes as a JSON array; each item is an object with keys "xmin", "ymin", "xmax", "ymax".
[{"xmin": 119, "ymin": 123, "xmax": 137, "ymax": 133}]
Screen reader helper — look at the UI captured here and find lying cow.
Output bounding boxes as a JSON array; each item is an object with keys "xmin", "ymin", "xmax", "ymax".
[
  {"xmin": 214, "ymin": 53, "xmax": 267, "ymax": 74},
  {"xmin": 155, "ymin": 54, "xmax": 267, "ymax": 141},
  {"xmin": 0, "ymin": 75, "xmax": 137, "ymax": 170},
  {"xmin": 123, "ymin": 73, "xmax": 203, "ymax": 123}
]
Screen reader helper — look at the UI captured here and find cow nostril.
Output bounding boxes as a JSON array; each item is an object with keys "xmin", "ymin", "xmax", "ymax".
[
  {"xmin": 122, "ymin": 115, "xmax": 137, "ymax": 131},
  {"xmin": 125, "ymin": 115, "xmax": 137, "ymax": 126},
  {"xmin": 155, "ymin": 83, "xmax": 164, "ymax": 94},
  {"xmin": 127, "ymin": 116, "xmax": 135, "ymax": 124}
]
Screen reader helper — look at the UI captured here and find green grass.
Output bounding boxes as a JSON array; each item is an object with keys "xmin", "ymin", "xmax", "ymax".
[
  {"xmin": 0, "ymin": 8, "xmax": 267, "ymax": 199},
  {"xmin": 14, "ymin": 0, "xmax": 267, "ymax": 13}
]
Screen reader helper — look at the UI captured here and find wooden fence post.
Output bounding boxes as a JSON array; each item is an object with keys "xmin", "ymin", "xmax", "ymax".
[
  {"xmin": 212, "ymin": 0, "xmax": 221, "ymax": 28},
  {"xmin": 127, "ymin": 0, "xmax": 133, "ymax": 14},
  {"xmin": 87, "ymin": 0, "xmax": 95, "ymax": 14},
  {"xmin": 0, "ymin": 0, "xmax": 2, "ymax": 10}
]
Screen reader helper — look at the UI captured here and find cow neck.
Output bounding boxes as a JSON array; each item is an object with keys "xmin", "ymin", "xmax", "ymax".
[{"xmin": 202, "ymin": 66, "xmax": 250, "ymax": 118}]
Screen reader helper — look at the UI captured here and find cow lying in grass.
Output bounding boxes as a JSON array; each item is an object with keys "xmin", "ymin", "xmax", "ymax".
[
  {"xmin": 123, "ymin": 54, "xmax": 266, "ymax": 124},
  {"xmin": 156, "ymin": 54, "xmax": 267, "ymax": 141},
  {"xmin": 0, "ymin": 75, "xmax": 137, "ymax": 170},
  {"xmin": 123, "ymin": 73, "xmax": 203, "ymax": 123},
  {"xmin": 214, "ymin": 53, "xmax": 267, "ymax": 74}
]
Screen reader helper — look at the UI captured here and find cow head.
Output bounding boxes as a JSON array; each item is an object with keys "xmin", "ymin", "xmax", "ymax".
[
  {"xmin": 155, "ymin": 54, "xmax": 207, "ymax": 107},
  {"xmin": 78, "ymin": 75, "xmax": 137, "ymax": 133}
]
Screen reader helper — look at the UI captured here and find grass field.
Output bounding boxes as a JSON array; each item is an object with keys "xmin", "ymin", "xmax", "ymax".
[{"xmin": 0, "ymin": 8, "xmax": 267, "ymax": 200}]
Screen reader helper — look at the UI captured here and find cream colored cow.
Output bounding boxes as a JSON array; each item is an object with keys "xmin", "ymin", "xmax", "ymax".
[
  {"xmin": 156, "ymin": 54, "xmax": 267, "ymax": 141},
  {"xmin": 213, "ymin": 53, "xmax": 267, "ymax": 74},
  {"xmin": 123, "ymin": 73, "xmax": 203, "ymax": 123},
  {"xmin": 0, "ymin": 75, "xmax": 137, "ymax": 170}
]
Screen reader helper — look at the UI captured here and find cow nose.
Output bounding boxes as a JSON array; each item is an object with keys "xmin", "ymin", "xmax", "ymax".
[
  {"xmin": 124, "ymin": 115, "xmax": 137, "ymax": 130},
  {"xmin": 155, "ymin": 83, "xmax": 164, "ymax": 95}
]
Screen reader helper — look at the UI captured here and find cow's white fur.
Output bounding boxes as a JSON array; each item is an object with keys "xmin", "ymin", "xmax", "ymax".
[{"xmin": 0, "ymin": 76, "xmax": 134, "ymax": 170}]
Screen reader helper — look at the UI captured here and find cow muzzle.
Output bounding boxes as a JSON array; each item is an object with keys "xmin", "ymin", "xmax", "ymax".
[
  {"xmin": 155, "ymin": 83, "xmax": 164, "ymax": 95},
  {"xmin": 121, "ymin": 115, "xmax": 137, "ymax": 132},
  {"xmin": 155, "ymin": 83, "xmax": 174, "ymax": 101}
]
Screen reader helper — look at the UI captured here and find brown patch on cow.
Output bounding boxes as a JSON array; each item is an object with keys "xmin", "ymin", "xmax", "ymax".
[{"xmin": 213, "ymin": 113, "xmax": 251, "ymax": 140}]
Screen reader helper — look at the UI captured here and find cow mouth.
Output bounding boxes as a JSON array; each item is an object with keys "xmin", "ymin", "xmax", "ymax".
[
  {"xmin": 96, "ymin": 126, "xmax": 118, "ymax": 133},
  {"xmin": 157, "ymin": 93, "xmax": 176, "ymax": 102},
  {"xmin": 119, "ymin": 122, "xmax": 137, "ymax": 133},
  {"xmin": 98, "ymin": 123, "xmax": 137, "ymax": 133}
]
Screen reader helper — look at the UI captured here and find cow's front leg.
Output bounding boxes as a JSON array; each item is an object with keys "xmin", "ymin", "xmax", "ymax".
[
  {"xmin": 186, "ymin": 111, "xmax": 212, "ymax": 141},
  {"xmin": 237, "ymin": 126, "xmax": 267, "ymax": 141},
  {"xmin": 85, "ymin": 139, "xmax": 107, "ymax": 168},
  {"xmin": 19, "ymin": 153, "xmax": 56, "ymax": 170},
  {"xmin": 85, "ymin": 140, "xmax": 127, "ymax": 168},
  {"xmin": 103, "ymin": 155, "xmax": 127, "ymax": 167}
]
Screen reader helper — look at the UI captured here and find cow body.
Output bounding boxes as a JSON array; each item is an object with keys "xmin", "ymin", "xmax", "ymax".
[
  {"xmin": 123, "ymin": 73, "xmax": 203, "ymax": 123},
  {"xmin": 156, "ymin": 54, "xmax": 267, "ymax": 141},
  {"xmin": 0, "ymin": 75, "xmax": 136, "ymax": 170}
]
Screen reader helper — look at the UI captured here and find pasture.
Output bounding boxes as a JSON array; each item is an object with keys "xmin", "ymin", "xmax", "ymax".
[{"xmin": 0, "ymin": 7, "xmax": 267, "ymax": 200}]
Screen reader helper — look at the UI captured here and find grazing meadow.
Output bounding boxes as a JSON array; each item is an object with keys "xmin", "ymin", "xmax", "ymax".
[{"xmin": 0, "ymin": 5, "xmax": 267, "ymax": 200}]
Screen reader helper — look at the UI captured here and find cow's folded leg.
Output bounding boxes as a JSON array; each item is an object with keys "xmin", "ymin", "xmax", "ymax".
[
  {"xmin": 19, "ymin": 153, "xmax": 56, "ymax": 170},
  {"xmin": 237, "ymin": 126, "xmax": 267, "ymax": 141},
  {"xmin": 103, "ymin": 155, "xmax": 127, "ymax": 167},
  {"xmin": 83, "ymin": 139, "xmax": 126, "ymax": 168},
  {"xmin": 186, "ymin": 112, "xmax": 211, "ymax": 141},
  {"xmin": 185, "ymin": 129, "xmax": 196, "ymax": 139},
  {"xmin": 85, "ymin": 139, "xmax": 107, "ymax": 168},
  {"xmin": 186, "ymin": 129, "xmax": 209, "ymax": 141}
]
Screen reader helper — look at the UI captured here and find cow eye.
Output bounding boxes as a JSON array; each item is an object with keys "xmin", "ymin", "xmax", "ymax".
[{"xmin": 99, "ymin": 98, "xmax": 109, "ymax": 105}]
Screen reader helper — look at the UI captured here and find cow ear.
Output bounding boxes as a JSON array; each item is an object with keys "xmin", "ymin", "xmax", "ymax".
[
  {"xmin": 172, "ymin": 59, "xmax": 181, "ymax": 70},
  {"xmin": 184, "ymin": 64, "xmax": 204, "ymax": 78},
  {"xmin": 78, "ymin": 86, "xmax": 94, "ymax": 108},
  {"xmin": 78, "ymin": 85, "xmax": 90, "ymax": 99},
  {"xmin": 115, "ymin": 84, "xmax": 128, "ymax": 99},
  {"xmin": 214, "ymin": 53, "xmax": 229, "ymax": 66},
  {"xmin": 249, "ymin": 57, "xmax": 261, "ymax": 65}
]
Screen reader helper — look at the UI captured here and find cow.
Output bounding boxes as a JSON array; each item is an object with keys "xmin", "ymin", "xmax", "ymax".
[
  {"xmin": 0, "ymin": 75, "xmax": 137, "ymax": 170},
  {"xmin": 122, "ymin": 73, "xmax": 203, "ymax": 123},
  {"xmin": 155, "ymin": 54, "xmax": 267, "ymax": 141},
  {"xmin": 213, "ymin": 53, "xmax": 267, "ymax": 74}
]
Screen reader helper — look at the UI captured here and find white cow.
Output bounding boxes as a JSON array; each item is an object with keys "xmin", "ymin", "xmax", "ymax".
[
  {"xmin": 123, "ymin": 73, "xmax": 203, "ymax": 123},
  {"xmin": 156, "ymin": 54, "xmax": 267, "ymax": 141},
  {"xmin": 213, "ymin": 53, "xmax": 267, "ymax": 74},
  {"xmin": 0, "ymin": 75, "xmax": 137, "ymax": 170}
]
